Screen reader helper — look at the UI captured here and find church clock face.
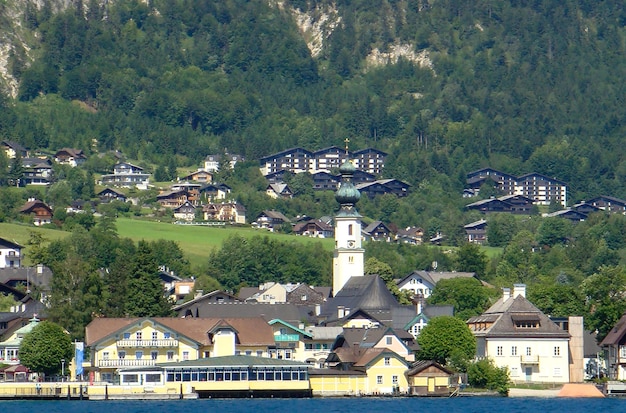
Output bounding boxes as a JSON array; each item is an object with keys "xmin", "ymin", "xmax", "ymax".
[{"xmin": 347, "ymin": 240, "xmax": 356, "ymax": 248}]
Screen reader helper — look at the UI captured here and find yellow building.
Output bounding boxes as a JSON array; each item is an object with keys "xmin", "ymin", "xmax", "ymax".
[
  {"xmin": 85, "ymin": 317, "xmax": 275, "ymax": 383},
  {"xmin": 313, "ymin": 348, "xmax": 409, "ymax": 395}
]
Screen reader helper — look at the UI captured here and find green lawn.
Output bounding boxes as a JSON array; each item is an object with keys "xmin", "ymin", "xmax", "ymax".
[
  {"xmin": 114, "ymin": 218, "xmax": 334, "ymax": 268},
  {"xmin": 0, "ymin": 222, "xmax": 69, "ymax": 265}
]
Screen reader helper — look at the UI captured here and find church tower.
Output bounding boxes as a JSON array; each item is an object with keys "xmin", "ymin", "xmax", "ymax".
[{"xmin": 333, "ymin": 156, "xmax": 364, "ymax": 294}]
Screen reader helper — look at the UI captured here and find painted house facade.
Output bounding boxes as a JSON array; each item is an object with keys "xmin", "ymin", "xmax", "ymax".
[
  {"xmin": 466, "ymin": 285, "xmax": 571, "ymax": 384},
  {"xmin": 0, "ymin": 238, "xmax": 22, "ymax": 268},
  {"xmin": 85, "ymin": 317, "xmax": 275, "ymax": 383}
]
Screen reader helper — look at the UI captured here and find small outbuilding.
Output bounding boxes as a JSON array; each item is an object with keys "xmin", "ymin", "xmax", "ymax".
[{"xmin": 406, "ymin": 360, "xmax": 453, "ymax": 396}]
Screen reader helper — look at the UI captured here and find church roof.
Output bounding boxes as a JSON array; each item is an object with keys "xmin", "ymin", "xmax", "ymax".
[{"xmin": 320, "ymin": 275, "xmax": 400, "ymax": 319}]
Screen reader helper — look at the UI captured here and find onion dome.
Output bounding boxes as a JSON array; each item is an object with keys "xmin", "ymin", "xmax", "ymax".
[{"xmin": 335, "ymin": 160, "xmax": 361, "ymax": 206}]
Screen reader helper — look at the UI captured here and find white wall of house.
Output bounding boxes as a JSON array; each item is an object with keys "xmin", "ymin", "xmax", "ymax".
[{"xmin": 486, "ymin": 337, "xmax": 570, "ymax": 383}]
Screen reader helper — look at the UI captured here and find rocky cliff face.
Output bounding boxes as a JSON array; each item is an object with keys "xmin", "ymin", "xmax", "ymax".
[{"xmin": 0, "ymin": 0, "xmax": 432, "ymax": 98}]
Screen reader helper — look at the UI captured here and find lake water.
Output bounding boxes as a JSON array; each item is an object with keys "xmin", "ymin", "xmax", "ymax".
[{"xmin": 0, "ymin": 397, "xmax": 623, "ymax": 413}]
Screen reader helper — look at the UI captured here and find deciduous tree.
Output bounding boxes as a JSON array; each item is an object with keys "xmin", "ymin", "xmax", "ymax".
[
  {"xmin": 417, "ymin": 315, "xmax": 476, "ymax": 365},
  {"xmin": 19, "ymin": 321, "xmax": 73, "ymax": 376}
]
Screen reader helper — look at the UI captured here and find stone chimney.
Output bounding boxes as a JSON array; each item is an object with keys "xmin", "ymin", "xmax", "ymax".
[
  {"xmin": 513, "ymin": 284, "xmax": 526, "ymax": 298},
  {"xmin": 502, "ymin": 287, "xmax": 511, "ymax": 301}
]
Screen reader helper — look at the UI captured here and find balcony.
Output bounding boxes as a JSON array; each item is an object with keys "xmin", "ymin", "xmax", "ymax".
[
  {"xmin": 98, "ymin": 359, "xmax": 156, "ymax": 368},
  {"xmin": 117, "ymin": 339, "xmax": 179, "ymax": 348},
  {"xmin": 520, "ymin": 355, "xmax": 540, "ymax": 364}
]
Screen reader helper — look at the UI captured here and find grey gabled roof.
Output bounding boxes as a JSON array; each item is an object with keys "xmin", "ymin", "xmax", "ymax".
[
  {"xmin": 468, "ymin": 295, "xmax": 570, "ymax": 339},
  {"xmin": 320, "ymin": 275, "xmax": 400, "ymax": 319}
]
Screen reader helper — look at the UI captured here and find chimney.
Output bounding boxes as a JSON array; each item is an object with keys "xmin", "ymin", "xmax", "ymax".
[
  {"xmin": 513, "ymin": 284, "xmax": 526, "ymax": 298},
  {"xmin": 415, "ymin": 294, "xmax": 425, "ymax": 314},
  {"xmin": 502, "ymin": 288, "xmax": 511, "ymax": 301}
]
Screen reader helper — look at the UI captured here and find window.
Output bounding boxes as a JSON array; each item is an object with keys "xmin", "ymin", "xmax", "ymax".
[
  {"xmin": 183, "ymin": 351, "xmax": 189, "ymax": 361},
  {"xmin": 151, "ymin": 351, "xmax": 158, "ymax": 360},
  {"xmin": 257, "ymin": 351, "xmax": 263, "ymax": 357},
  {"xmin": 136, "ymin": 332, "xmax": 142, "ymax": 340},
  {"xmin": 135, "ymin": 351, "xmax": 143, "ymax": 360},
  {"xmin": 123, "ymin": 332, "xmax": 130, "ymax": 340},
  {"xmin": 246, "ymin": 350, "xmax": 252, "ymax": 356},
  {"xmin": 392, "ymin": 375, "xmax": 398, "ymax": 385},
  {"xmin": 235, "ymin": 350, "xmax": 241, "ymax": 356},
  {"xmin": 122, "ymin": 374, "xmax": 139, "ymax": 384},
  {"xmin": 377, "ymin": 375, "xmax": 383, "ymax": 385},
  {"xmin": 511, "ymin": 346, "xmax": 517, "ymax": 356},
  {"xmin": 164, "ymin": 332, "xmax": 171, "ymax": 339},
  {"xmin": 526, "ymin": 347, "xmax": 532, "ymax": 356},
  {"xmin": 285, "ymin": 350, "xmax": 292, "ymax": 359},
  {"xmin": 384, "ymin": 357, "xmax": 391, "ymax": 366},
  {"xmin": 119, "ymin": 351, "xmax": 126, "ymax": 359},
  {"xmin": 497, "ymin": 346, "xmax": 503, "ymax": 356},
  {"xmin": 554, "ymin": 346, "xmax": 560, "ymax": 356},
  {"xmin": 167, "ymin": 351, "xmax": 174, "ymax": 361},
  {"xmin": 511, "ymin": 367, "xmax": 518, "ymax": 376},
  {"xmin": 348, "ymin": 224, "xmax": 353, "ymax": 236},
  {"xmin": 152, "ymin": 331, "xmax": 158, "ymax": 340},
  {"xmin": 554, "ymin": 367, "xmax": 561, "ymax": 376},
  {"xmin": 386, "ymin": 337, "xmax": 393, "ymax": 345},
  {"xmin": 102, "ymin": 352, "xmax": 110, "ymax": 360},
  {"xmin": 145, "ymin": 374, "xmax": 161, "ymax": 383}
]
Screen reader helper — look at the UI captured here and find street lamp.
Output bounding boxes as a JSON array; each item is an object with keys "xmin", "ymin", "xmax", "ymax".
[{"xmin": 61, "ymin": 359, "xmax": 65, "ymax": 380}]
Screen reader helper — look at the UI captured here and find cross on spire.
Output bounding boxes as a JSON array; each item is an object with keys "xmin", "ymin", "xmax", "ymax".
[{"xmin": 344, "ymin": 138, "xmax": 350, "ymax": 154}]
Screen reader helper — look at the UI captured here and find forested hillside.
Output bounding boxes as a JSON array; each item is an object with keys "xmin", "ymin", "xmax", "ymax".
[{"xmin": 1, "ymin": 0, "xmax": 626, "ymax": 201}]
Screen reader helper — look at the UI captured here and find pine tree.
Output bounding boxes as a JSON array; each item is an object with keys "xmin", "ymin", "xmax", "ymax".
[{"xmin": 125, "ymin": 241, "xmax": 173, "ymax": 317}]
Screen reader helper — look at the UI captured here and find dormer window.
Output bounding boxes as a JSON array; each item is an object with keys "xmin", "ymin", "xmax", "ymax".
[{"xmin": 512, "ymin": 314, "xmax": 540, "ymax": 329}]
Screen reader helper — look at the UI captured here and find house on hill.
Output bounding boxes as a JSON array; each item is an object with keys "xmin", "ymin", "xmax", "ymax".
[
  {"xmin": 395, "ymin": 226, "xmax": 424, "ymax": 245},
  {"xmin": 54, "ymin": 148, "xmax": 86, "ymax": 167},
  {"xmin": 363, "ymin": 221, "xmax": 393, "ymax": 242},
  {"xmin": 173, "ymin": 201, "xmax": 197, "ymax": 221},
  {"xmin": 1, "ymin": 140, "xmax": 27, "ymax": 159},
  {"xmin": 100, "ymin": 162, "xmax": 150, "ymax": 190},
  {"xmin": 396, "ymin": 270, "xmax": 477, "ymax": 299},
  {"xmin": 293, "ymin": 218, "xmax": 333, "ymax": 238},
  {"xmin": 253, "ymin": 210, "xmax": 290, "ymax": 231},
  {"xmin": 266, "ymin": 183, "xmax": 293, "ymax": 199},
  {"xmin": 464, "ymin": 219, "xmax": 488, "ymax": 244},
  {"xmin": 19, "ymin": 199, "xmax": 52, "ymax": 226},
  {"xmin": 97, "ymin": 187, "xmax": 127, "ymax": 203}
]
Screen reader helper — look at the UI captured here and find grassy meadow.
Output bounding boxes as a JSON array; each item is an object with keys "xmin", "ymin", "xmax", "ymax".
[
  {"xmin": 114, "ymin": 218, "xmax": 334, "ymax": 268},
  {"xmin": 0, "ymin": 218, "xmax": 334, "ymax": 269}
]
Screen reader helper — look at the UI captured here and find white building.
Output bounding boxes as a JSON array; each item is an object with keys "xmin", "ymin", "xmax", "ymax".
[
  {"xmin": 467, "ymin": 284, "xmax": 571, "ymax": 383},
  {"xmin": 0, "ymin": 237, "xmax": 22, "ymax": 268}
]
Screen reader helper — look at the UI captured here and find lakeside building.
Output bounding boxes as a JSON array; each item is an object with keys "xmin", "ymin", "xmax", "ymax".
[{"xmin": 467, "ymin": 284, "xmax": 572, "ymax": 384}]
